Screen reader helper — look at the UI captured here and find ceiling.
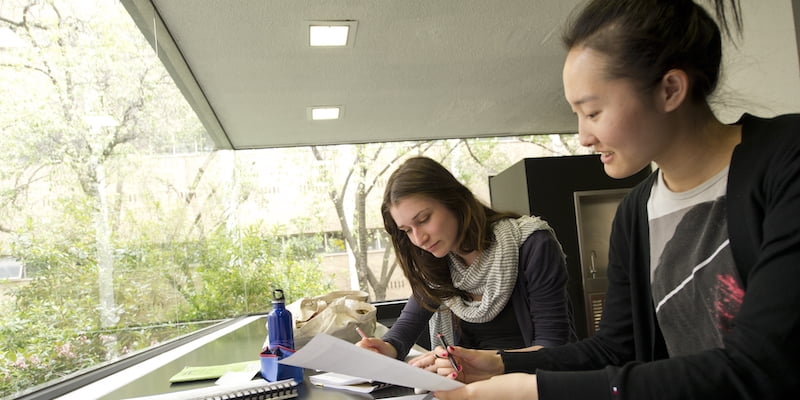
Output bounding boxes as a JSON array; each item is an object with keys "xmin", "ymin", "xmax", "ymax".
[{"xmin": 121, "ymin": 0, "xmax": 582, "ymax": 150}]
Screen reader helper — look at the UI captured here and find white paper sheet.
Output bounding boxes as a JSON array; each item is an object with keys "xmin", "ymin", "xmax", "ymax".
[{"xmin": 279, "ymin": 333, "xmax": 464, "ymax": 392}]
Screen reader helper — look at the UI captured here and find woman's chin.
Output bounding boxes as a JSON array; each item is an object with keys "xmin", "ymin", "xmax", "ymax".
[
  {"xmin": 427, "ymin": 248, "xmax": 447, "ymax": 258},
  {"xmin": 604, "ymin": 162, "xmax": 645, "ymax": 180}
]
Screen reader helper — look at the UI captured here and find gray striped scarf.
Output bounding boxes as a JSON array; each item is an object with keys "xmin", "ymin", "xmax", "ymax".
[{"xmin": 428, "ymin": 215, "xmax": 554, "ymax": 349}]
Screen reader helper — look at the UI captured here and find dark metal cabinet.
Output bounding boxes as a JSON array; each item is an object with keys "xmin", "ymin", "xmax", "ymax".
[{"xmin": 489, "ymin": 155, "xmax": 651, "ymax": 339}]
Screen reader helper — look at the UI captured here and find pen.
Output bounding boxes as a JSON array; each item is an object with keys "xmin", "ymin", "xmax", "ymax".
[
  {"xmin": 436, "ymin": 333, "xmax": 460, "ymax": 372},
  {"xmin": 355, "ymin": 326, "xmax": 368, "ymax": 340}
]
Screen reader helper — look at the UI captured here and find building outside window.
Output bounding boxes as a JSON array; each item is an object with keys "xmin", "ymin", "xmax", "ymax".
[{"xmin": 0, "ymin": 257, "xmax": 23, "ymax": 280}]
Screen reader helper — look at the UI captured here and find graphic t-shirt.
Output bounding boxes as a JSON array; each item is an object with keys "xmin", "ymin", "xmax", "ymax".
[{"xmin": 648, "ymin": 167, "xmax": 744, "ymax": 357}]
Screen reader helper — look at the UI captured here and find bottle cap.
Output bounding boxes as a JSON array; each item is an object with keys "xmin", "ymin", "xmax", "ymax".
[{"xmin": 272, "ymin": 289, "xmax": 285, "ymax": 303}]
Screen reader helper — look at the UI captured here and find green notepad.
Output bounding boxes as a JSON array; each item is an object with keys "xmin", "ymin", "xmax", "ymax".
[{"xmin": 168, "ymin": 360, "xmax": 260, "ymax": 383}]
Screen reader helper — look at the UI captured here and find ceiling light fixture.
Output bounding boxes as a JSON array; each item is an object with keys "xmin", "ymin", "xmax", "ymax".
[
  {"xmin": 310, "ymin": 26, "xmax": 348, "ymax": 46},
  {"xmin": 307, "ymin": 20, "xmax": 357, "ymax": 47},
  {"xmin": 308, "ymin": 106, "xmax": 342, "ymax": 121}
]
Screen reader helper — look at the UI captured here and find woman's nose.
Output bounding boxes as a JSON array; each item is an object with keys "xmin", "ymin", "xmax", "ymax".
[
  {"xmin": 577, "ymin": 121, "xmax": 594, "ymax": 147},
  {"xmin": 411, "ymin": 229, "xmax": 427, "ymax": 247}
]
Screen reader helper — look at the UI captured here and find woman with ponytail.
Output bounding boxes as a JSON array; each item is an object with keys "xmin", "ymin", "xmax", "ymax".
[{"xmin": 432, "ymin": 1, "xmax": 800, "ymax": 398}]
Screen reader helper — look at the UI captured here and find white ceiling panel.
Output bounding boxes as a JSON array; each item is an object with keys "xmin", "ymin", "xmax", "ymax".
[{"xmin": 122, "ymin": 0, "xmax": 582, "ymax": 149}]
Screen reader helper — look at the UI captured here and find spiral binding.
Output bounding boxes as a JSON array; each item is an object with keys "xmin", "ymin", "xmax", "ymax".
[
  {"xmin": 123, "ymin": 378, "xmax": 299, "ymax": 400},
  {"xmin": 195, "ymin": 379, "xmax": 298, "ymax": 400}
]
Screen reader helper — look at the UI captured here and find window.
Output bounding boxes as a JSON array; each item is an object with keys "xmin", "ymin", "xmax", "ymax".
[
  {"xmin": 0, "ymin": 1, "xmax": 584, "ymax": 397},
  {"xmin": 0, "ymin": 257, "xmax": 23, "ymax": 280}
]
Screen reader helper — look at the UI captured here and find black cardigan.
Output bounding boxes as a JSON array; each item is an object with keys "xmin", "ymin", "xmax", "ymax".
[{"xmin": 501, "ymin": 114, "xmax": 800, "ymax": 399}]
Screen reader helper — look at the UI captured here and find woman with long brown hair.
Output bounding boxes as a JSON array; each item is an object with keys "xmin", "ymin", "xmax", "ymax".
[{"xmin": 356, "ymin": 156, "xmax": 573, "ymax": 361}]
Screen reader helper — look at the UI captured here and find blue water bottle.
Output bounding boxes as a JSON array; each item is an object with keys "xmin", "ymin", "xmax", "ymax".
[{"xmin": 267, "ymin": 289, "xmax": 294, "ymax": 351}]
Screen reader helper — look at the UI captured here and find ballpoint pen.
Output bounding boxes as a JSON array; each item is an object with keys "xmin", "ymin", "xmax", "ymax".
[
  {"xmin": 355, "ymin": 326, "xmax": 368, "ymax": 340},
  {"xmin": 436, "ymin": 333, "xmax": 460, "ymax": 372}
]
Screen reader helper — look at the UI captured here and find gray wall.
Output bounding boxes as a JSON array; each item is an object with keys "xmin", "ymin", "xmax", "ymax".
[{"xmin": 712, "ymin": 1, "xmax": 800, "ymax": 122}]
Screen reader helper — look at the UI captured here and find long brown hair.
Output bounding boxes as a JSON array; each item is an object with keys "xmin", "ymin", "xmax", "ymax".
[{"xmin": 381, "ymin": 156, "xmax": 518, "ymax": 310}]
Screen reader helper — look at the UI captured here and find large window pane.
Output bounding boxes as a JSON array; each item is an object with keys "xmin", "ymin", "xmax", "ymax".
[{"xmin": 0, "ymin": 0, "xmax": 585, "ymax": 397}]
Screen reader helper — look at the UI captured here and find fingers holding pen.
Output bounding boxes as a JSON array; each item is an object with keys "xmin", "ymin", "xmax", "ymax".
[
  {"xmin": 433, "ymin": 346, "xmax": 463, "ymax": 379},
  {"xmin": 354, "ymin": 327, "xmax": 398, "ymax": 359},
  {"xmin": 355, "ymin": 337, "xmax": 382, "ymax": 353},
  {"xmin": 438, "ymin": 346, "xmax": 506, "ymax": 384},
  {"xmin": 435, "ymin": 333, "xmax": 461, "ymax": 375},
  {"xmin": 409, "ymin": 346, "xmax": 462, "ymax": 379},
  {"xmin": 412, "ymin": 344, "xmax": 505, "ymax": 384},
  {"xmin": 406, "ymin": 332, "xmax": 463, "ymax": 379},
  {"xmin": 408, "ymin": 349, "xmax": 435, "ymax": 367}
]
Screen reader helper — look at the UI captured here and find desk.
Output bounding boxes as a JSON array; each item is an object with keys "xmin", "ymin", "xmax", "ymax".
[{"xmin": 54, "ymin": 315, "xmax": 415, "ymax": 400}]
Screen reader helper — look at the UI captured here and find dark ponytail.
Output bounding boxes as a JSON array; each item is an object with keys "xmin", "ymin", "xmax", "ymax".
[{"xmin": 562, "ymin": 0, "xmax": 742, "ymax": 103}]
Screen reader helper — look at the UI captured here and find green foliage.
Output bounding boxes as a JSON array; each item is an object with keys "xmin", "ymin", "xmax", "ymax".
[
  {"xmin": 0, "ymin": 321, "xmax": 212, "ymax": 397},
  {"xmin": 1, "ymin": 209, "xmax": 107, "ymax": 395},
  {"xmin": 0, "ymin": 332, "xmax": 104, "ymax": 395},
  {"xmin": 176, "ymin": 224, "xmax": 332, "ymax": 320},
  {"xmin": 0, "ymin": 1, "xmax": 335, "ymax": 397},
  {"xmin": 0, "ymin": 215, "xmax": 331, "ymax": 397}
]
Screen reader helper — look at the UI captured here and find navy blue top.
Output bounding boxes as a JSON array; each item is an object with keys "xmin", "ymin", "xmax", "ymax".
[
  {"xmin": 459, "ymin": 295, "xmax": 525, "ymax": 350},
  {"xmin": 383, "ymin": 229, "xmax": 573, "ymax": 359}
]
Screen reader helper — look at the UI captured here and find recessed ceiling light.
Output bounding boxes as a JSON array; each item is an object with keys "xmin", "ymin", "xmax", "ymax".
[
  {"xmin": 309, "ymin": 106, "xmax": 342, "ymax": 120},
  {"xmin": 310, "ymin": 26, "xmax": 349, "ymax": 46},
  {"xmin": 307, "ymin": 20, "xmax": 357, "ymax": 47}
]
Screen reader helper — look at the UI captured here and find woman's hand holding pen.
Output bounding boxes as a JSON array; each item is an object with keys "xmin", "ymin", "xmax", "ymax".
[
  {"xmin": 412, "ymin": 345, "xmax": 505, "ymax": 384},
  {"xmin": 407, "ymin": 348, "xmax": 456, "ymax": 377},
  {"xmin": 354, "ymin": 327, "xmax": 398, "ymax": 359}
]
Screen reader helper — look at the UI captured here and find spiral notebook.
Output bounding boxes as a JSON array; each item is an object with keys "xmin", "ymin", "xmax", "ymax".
[{"xmin": 124, "ymin": 378, "xmax": 298, "ymax": 400}]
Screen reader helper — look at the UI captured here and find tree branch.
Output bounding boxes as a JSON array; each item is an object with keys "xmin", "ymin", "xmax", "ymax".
[
  {"xmin": 365, "ymin": 140, "xmax": 434, "ymax": 195},
  {"xmin": 461, "ymin": 139, "xmax": 487, "ymax": 167}
]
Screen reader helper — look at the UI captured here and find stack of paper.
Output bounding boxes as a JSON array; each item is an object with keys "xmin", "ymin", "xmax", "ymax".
[{"xmin": 309, "ymin": 371, "xmax": 393, "ymax": 393}]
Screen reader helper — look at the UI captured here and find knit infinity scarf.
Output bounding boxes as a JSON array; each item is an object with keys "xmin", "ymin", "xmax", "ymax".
[{"xmin": 428, "ymin": 215, "xmax": 554, "ymax": 349}]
